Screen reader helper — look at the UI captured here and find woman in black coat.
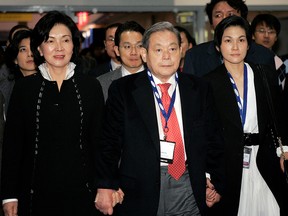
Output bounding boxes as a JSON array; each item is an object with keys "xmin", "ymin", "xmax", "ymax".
[
  {"xmin": 204, "ymin": 16, "xmax": 288, "ymax": 216},
  {"xmin": 1, "ymin": 11, "xmax": 105, "ymax": 216}
]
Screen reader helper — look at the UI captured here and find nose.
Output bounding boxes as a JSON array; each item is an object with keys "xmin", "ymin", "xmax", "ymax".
[
  {"xmin": 28, "ymin": 49, "xmax": 33, "ymax": 57},
  {"xmin": 232, "ymin": 41, "xmax": 239, "ymax": 50},
  {"xmin": 162, "ymin": 49, "xmax": 171, "ymax": 60},
  {"xmin": 56, "ymin": 41, "xmax": 63, "ymax": 51}
]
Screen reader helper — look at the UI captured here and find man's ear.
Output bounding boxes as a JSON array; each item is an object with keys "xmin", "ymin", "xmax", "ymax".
[
  {"xmin": 140, "ymin": 47, "xmax": 147, "ymax": 63},
  {"xmin": 114, "ymin": 46, "xmax": 120, "ymax": 57}
]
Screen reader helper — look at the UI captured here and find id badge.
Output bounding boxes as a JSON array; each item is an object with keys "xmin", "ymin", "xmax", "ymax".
[
  {"xmin": 243, "ymin": 146, "xmax": 252, "ymax": 169},
  {"xmin": 160, "ymin": 140, "xmax": 175, "ymax": 164}
]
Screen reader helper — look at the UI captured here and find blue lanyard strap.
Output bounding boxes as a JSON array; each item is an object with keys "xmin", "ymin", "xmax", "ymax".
[
  {"xmin": 147, "ymin": 70, "xmax": 178, "ymax": 131},
  {"xmin": 227, "ymin": 64, "xmax": 248, "ymax": 127}
]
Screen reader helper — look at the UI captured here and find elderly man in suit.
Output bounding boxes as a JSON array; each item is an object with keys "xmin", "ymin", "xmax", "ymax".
[
  {"xmin": 97, "ymin": 21, "xmax": 145, "ymax": 101},
  {"xmin": 95, "ymin": 21, "xmax": 225, "ymax": 216}
]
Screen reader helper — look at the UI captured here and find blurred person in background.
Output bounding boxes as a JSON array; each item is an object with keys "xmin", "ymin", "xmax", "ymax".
[
  {"xmin": 251, "ymin": 14, "xmax": 287, "ymax": 91},
  {"xmin": 183, "ymin": 0, "xmax": 275, "ymax": 77},
  {"xmin": 174, "ymin": 26, "xmax": 196, "ymax": 72},
  {"xmin": 89, "ymin": 23, "xmax": 122, "ymax": 77},
  {"xmin": 97, "ymin": 21, "xmax": 145, "ymax": 101}
]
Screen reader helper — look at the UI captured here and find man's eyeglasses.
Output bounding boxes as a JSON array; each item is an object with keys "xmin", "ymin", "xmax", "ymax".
[
  {"xmin": 255, "ymin": 29, "xmax": 276, "ymax": 35},
  {"xmin": 106, "ymin": 37, "xmax": 115, "ymax": 43}
]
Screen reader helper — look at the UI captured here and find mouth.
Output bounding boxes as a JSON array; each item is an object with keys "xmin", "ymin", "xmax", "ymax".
[{"xmin": 54, "ymin": 55, "xmax": 65, "ymax": 59}]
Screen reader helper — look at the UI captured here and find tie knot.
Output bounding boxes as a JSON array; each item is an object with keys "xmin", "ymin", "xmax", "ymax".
[{"xmin": 158, "ymin": 83, "xmax": 171, "ymax": 95}]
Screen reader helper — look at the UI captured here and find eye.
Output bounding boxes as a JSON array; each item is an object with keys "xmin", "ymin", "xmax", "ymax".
[
  {"xmin": 169, "ymin": 47, "xmax": 178, "ymax": 52},
  {"xmin": 228, "ymin": 12, "xmax": 234, "ymax": 16},
  {"xmin": 124, "ymin": 45, "xmax": 131, "ymax": 50},
  {"xmin": 155, "ymin": 48, "xmax": 162, "ymax": 54},
  {"xmin": 64, "ymin": 38, "xmax": 70, "ymax": 43},
  {"xmin": 224, "ymin": 39, "xmax": 231, "ymax": 43},
  {"xmin": 136, "ymin": 44, "xmax": 143, "ymax": 49},
  {"xmin": 214, "ymin": 13, "xmax": 223, "ymax": 19},
  {"xmin": 19, "ymin": 47, "xmax": 27, "ymax": 52},
  {"xmin": 46, "ymin": 39, "xmax": 54, "ymax": 44}
]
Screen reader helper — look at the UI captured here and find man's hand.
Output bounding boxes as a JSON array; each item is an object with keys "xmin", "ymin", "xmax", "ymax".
[
  {"xmin": 3, "ymin": 201, "xmax": 18, "ymax": 216},
  {"xmin": 206, "ymin": 178, "xmax": 221, "ymax": 207},
  {"xmin": 95, "ymin": 189, "xmax": 115, "ymax": 215}
]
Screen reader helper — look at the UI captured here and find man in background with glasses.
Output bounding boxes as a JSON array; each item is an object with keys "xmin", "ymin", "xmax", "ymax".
[{"xmin": 97, "ymin": 21, "xmax": 145, "ymax": 101}]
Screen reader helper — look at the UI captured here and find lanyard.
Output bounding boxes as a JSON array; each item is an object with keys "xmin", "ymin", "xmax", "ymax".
[
  {"xmin": 227, "ymin": 64, "xmax": 248, "ymax": 128},
  {"xmin": 147, "ymin": 70, "xmax": 178, "ymax": 138}
]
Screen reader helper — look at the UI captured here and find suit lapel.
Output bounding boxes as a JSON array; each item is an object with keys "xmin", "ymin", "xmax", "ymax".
[
  {"xmin": 213, "ymin": 65, "xmax": 243, "ymax": 131},
  {"xmin": 132, "ymin": 72, "xmax": 160, "ymax": 154}
]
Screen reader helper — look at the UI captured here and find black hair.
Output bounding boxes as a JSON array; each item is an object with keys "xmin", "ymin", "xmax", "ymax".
[
  {"xmin": 105, "ymin": 23, "xmax": 122, "ymax": 37},
  {"xmin": 31, "ymin": 10, "xmax": 81, "ymax": 66},
  {"xmin": 214, "ymin": 15, "xmax": 252, "ymax": 49},
  {"xmin": 174, "ymin": 26, "xmax": 196, "ymax": 46},
  {"xmin": 205, "ymin": 0, "xmax": 248, "ymax": 25},
  {"xmin": 8, "ymin": 24, "xmax": 30, "ymax": 44},
  {"xmin": 251, "ymin": 14, "xmax": 281, "ymax": 36},
  {"xmin": 5, "ymin": 29, "xmax": 33, "ymax": 79},
  {"xmin": 114, "ymin": 21, "xmax": 145, "ymax": 47}
]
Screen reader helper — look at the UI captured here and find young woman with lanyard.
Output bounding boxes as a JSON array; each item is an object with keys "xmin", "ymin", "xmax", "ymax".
[{"xmin": 204, "ymin": 15, "xmax": 288, "ymax": 216}]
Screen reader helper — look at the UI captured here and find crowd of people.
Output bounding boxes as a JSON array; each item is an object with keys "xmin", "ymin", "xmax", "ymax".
[{"xmin": 0, "ymin": 0, "xmax": 287, "ymax": 216}]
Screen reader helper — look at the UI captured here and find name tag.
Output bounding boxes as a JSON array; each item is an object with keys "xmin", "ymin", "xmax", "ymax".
[
  {"xmin": 160, "ymin": 140, "xmax": 175, "ymax": 164},
  {"xmin": 243, "ymin": 146, "xmax": 252, "ymax": 169}
]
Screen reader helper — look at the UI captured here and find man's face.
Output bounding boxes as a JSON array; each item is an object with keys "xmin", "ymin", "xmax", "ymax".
[
  {"xmin": 140, "ymin": 30, "xmax": 181, "ymax": 82},
  {"xmin": 179, "ymin": 31, "xmax": 193, "ymax": 59},
  {"xmin": 212, "ymin": 1, "xmax": 241, "ymax": 30},
  {"xmin": 104, "ymin": 27, "xmax": 117, "ymax": 58},
  {"xmin": 114, "ymin": 31, "xmax": 143, "ymax": 73},
  {"xmin": 252, "ymin": 23, "xmax": 277, "ymax": 50}
]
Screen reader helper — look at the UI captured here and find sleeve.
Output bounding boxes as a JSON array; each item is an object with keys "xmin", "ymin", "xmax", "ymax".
[
  {"xmin": 95, "ymin": 80, "xmax": 124, "ymax": 190},
  {"xmin": 204, "ymin": 83, "xmax": 225, "ymax": 196},
  {"xmin": 1, "ymin": 81, "xmax": 26, "ymax": 200}
]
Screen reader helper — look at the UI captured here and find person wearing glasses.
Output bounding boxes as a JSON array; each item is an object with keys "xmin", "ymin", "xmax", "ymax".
[
  {"xmin": 251, "ymin": 14, "xmax": 287, "ymax": 91},
  {"xmin": 97, "ymin": 21, "xmax": 145, "ymax": 101},
  {"xmin": 89, "ymin": 23, "xmax": 122, "ymax": 77},
  {"xmin": 183, "ymin": 0, "xmax": 275, "ymax": 77}
]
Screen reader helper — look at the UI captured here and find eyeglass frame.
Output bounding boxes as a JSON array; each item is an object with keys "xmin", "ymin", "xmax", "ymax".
[
  {"xmin": 118, "ymin": 43, "xmax": 143, "ymax": 52},
  {"xmin": 255, "ymin": 28, "xmax": 277, "ymax": 35}
]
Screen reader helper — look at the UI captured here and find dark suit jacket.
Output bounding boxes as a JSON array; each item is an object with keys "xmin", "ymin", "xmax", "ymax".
[
  {"xmin": 96, "ymin": 70, "xmax": 225, "ymax": 216},
  {"xmin": 88, "ymin": 61, "xmax": 112, "ymax": 77},
  {"xmin": 183, "ymin": 41, "xmax": 275, "ymax": 77},
  {"xmin": 204, "ymin": 63, "xmax": 288, "ymax": 215}
]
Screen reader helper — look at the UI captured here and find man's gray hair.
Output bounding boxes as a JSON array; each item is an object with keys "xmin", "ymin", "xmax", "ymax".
[{"xmin": 142, "ymin": 21, "xmax": 181, "ymax": 49}]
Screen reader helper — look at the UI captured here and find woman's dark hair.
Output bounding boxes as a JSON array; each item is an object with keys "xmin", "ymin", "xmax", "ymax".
[
  {"xmin": 5, "ymin": 29, "xmax": 33, "ymax": 79},
  {"xmin": 205, "ymin": 0, "xmax": 248, "ymax": 25},
  {"xmin": 251, "ymin": 14, "xmax": 281, "ymax": 36},
  {"xmin": 31, "ymin": 10, "xmax": 80, "ymax": 66},
  {"xmin": 7, "ymin": 24, "xmax": 30, "ymax": 45},
  {"xmin": 214, "ymin": 15, "xmax": 252, "ymax": 50}
]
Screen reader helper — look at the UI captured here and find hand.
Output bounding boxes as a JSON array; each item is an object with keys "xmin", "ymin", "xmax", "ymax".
[
  {"xmin": 206, "ymin": 178, "xmax": 221, "ymax": 207},
  {"xmin": 3, "ymin": 201, "xmax": 18, "ymax": 216},
  {"xmin": 280, "ymin": 152, "xmax": 288, "ymax": 172},
  {"xmin": 112, "ymin": 188, "xmax": 124, "ymax": 207},
  {"xmin": 95, "ymin": 189, "xmax": 115, "ymax": 215}
]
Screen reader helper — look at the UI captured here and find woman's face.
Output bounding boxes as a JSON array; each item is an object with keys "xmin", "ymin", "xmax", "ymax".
[
  {"xmin": 38, "ymin": 24, "xmax": 73, "ymax": 71},
  {"xmin": 15, "ymin": 37, "xmax": 36, "ymax": 76},
  {"xmin": 218, "ymin": 26, "xmax": 248, "ymax": 66}
]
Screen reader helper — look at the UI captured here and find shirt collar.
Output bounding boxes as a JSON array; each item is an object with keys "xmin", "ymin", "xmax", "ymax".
[{"xmin": 38, "ymin": 62, "xmax": 76, "ymax": 81}]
